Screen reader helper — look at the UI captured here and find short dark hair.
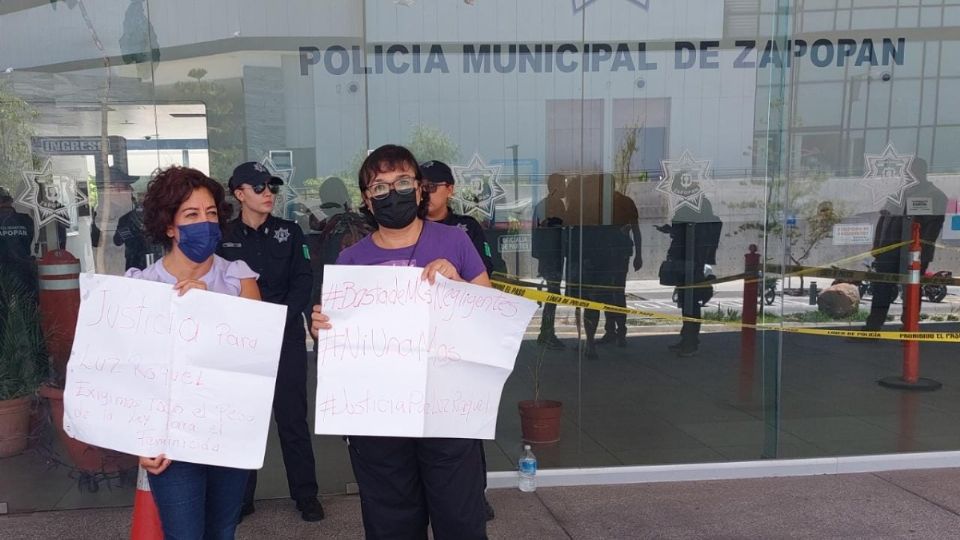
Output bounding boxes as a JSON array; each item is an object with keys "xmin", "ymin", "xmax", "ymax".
[
  {"xmin": 358, "ymin": 144, "xmax": 430, "ymax": 221},
  {"xmin": 143, "ymin": 166, "xmax": 226, "ymax": 250}
]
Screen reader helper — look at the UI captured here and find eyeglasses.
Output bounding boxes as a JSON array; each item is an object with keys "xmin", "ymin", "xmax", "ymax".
[
  {"xmin": 421, "ymin": 182, "xmax": 450, "ymax": 193},
  {"xmin": 248, "ymin": 183, "xmax": 281, "ymax": 195},
  {"xmin": 366, "ymin": 177, "xmax": 418, "ymax": 200}
]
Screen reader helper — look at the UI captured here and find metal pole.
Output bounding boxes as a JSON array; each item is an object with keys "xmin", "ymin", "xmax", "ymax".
[
  {"xmin": 879, "ymin": 221, "xmax": 941, "ymax": 391},
  {"xmin": 740, "ymin": 244, "xmax": 760, "ymax": 402}
]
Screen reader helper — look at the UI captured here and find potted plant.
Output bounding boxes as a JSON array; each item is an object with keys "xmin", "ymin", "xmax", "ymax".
[
  {"xmin": 518, "ymin": 344, "xmax": 563, "ymax": 444},
  {"xmin": 0, "ymin": 270, "xmax": 48, "ymax": 458}
]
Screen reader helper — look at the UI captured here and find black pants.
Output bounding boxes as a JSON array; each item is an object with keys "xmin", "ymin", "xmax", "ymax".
[
  {"xmin": 678, "ymin": 288, "xmax": 702, "ymax": 351},
  {"xmin": 865, "ymin": 257, "xmax": 927, "ymax": 330},
  {"xmin": 569, "ymin": 261, "xmax": 607, "ymax": 344},
  {"xmin": 347, "ymin": 436, "xmax": 487, "ymax": 540},
  {"xmin": 244, "ymin": 339, "xmax": 318, "ymax": 504},
  {"xmin": 538, "ymin": 269, "xmax": 562, "ymax": 338},
  {"xmin": 603, "ymin": 260, "xmax": 629, "ymax": 336}
]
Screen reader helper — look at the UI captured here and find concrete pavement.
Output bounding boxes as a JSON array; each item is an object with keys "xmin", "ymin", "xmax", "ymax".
[{"xmin": 5, "ymin": 467, "xmax": 960, "ymax": 539}]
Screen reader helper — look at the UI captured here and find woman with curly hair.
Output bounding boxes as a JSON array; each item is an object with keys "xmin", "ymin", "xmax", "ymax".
[{"xmin": 127, "ymin": 166, "xmax": 260, "ymax": 539}]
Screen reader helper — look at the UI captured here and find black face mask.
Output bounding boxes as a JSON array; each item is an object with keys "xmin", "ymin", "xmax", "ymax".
[{"xmin": 370, "ymin": 189, "xmax": 419, "ymax": 229}]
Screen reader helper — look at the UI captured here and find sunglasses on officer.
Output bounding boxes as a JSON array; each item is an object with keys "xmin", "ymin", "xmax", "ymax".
[
  {"xmin": 246, "ymin": 183, "xmax": 281, "ymax": 195},
  {"xmin": 421, "ymin": 182, "xmax": 451, "ymax": 194}
]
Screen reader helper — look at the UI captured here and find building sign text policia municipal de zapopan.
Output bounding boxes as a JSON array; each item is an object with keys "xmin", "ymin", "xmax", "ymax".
[{"xmin": 299, "ymin": 38, "xmax": 905, "ymax": 76}]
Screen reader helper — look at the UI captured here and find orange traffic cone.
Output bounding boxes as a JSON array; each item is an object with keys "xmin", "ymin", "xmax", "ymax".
[{"xmin": 130, "ymin": 466, "xmax": 163, "ymax": 539}]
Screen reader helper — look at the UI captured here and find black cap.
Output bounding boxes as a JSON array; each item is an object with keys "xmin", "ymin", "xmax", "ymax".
[
  {"xmin": 419, "ymin": 160, "xmax": 455, "ymax": 185},
  {"xmin": 228, "ymin": 162, "xmax": 284, "ymax": 191}
]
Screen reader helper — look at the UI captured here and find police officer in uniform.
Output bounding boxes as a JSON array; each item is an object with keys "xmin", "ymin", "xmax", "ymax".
[
  {"xmin": 113, "ymin": 192, "xmax": 163, "ymax": 270},
  {"xmin": 217, "ymin": 162, "xmax": 323, "ymax": 522},
  {"xmin": 0, "ymin": 186, "xmax": 36, "ymax": 296},
  {"xmin": 419, "ymin": 160, "xmax": 496, "ymax": 521},
  {"xmin": 420, "ymin": 160, "xmax": 493, "ymax": 274}
]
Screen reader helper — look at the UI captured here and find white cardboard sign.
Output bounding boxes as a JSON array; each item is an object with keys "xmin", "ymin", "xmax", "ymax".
[
  {"xmin": 315, "ymin": 265, "xmax": 537, "ymax": 439},
  {"xmin": 63, "ymin": 274, "xmax": 285, "ymax": 469}
]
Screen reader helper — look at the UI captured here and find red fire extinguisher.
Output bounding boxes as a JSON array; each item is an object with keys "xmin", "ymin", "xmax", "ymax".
[{"xmin": 37, "ymin": 249, "xmax": 81, "ymax": 384}]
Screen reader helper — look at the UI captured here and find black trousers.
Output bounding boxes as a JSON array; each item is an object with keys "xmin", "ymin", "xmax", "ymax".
[
  {"xmin": 244, "ymin": 339, "xmax": 318, "ymax": 504},
  {"xmin": 347, "ymin": 436, "xmax": 487, "ymax": 540},
  {"xmin": 678, "ymin": 286, "xmax": 703, "ymax": 350},
  {"xmin": 865, "ymin": 257, "xmax": 927, "ymax": 330},
  {"xmin": 569, "ymin": 260, "xmax": 607, "ymax": 344},
  {"xmin": 538, "ymin": 269, "xmax": 562, "ymax": 338},
  {"xmin": 603, "ymin": 259, "xmax": 629, "ymax": 336}
]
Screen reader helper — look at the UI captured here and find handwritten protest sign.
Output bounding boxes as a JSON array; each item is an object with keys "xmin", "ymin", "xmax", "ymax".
[
  {"xmin": 315, "ymin": 265, "xmax": 537, "ymax": 439},
  {"xmin": 63, "ymin": 274, "xmax": 285, "ymax": 469}
]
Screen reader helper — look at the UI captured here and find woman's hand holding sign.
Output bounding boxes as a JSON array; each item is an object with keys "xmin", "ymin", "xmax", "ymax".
[
  {"xmin": 140, "ymin": 454, "xmax": 172, "ymax": 475},
  {"xmin": 421, "ymin": 258, "xmax": 462, "ymax": 284},
  {"xmin": 311, "ymin": 305, "xmax": 331, "ymax": 338}
]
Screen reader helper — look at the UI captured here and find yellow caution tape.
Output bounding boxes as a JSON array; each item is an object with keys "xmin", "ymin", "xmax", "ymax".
[
  {"xmin": 778, "ymin": 327, "xmax": 960, "ymax": 342},
  {"xmin": 492, "ymin": 280, "xmax": 960, "ymax": 343},
  {"xmin": 758, "ymin": 240, "xmax": 909, "ymax": 281}
]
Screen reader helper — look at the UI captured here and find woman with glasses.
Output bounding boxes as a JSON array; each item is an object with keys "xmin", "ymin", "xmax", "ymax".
[
  {"xmin": 128, "ymin": 166, "xmax": 261, "ymax": 538},
  {"xmin": 311, "ymin": 144, "xmax": 491, "ymax": 539}
]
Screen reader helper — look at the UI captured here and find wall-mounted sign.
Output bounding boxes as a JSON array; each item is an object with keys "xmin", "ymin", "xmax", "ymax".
[
  {"xmin": 299, "ymin": 38, "xmax": 906, "ymax": 76},
  {"xmin": 498, "ymin": 234, "xmax": 531, "ymax": 253},
  {"xmin": 906, "ymin": 197, "xmax": 933, "ymax": 216},
  {"xmin": 31, "ymin": 136, "xmax": 129, "ymax": 184},
  {"xmin": 832, "ymin": 223, "xmax": 873, "ymax": 246}
]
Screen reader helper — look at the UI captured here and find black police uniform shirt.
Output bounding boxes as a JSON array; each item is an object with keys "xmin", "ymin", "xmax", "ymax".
[
  {"xmin": 217, "ymin": 214, "xmax": 313, "ymax": 341},
  {"xmin": 0, "ymin": 207, "xmax": 34, "ymax": 261},
  {"xmin": 436, "ymin": 209, "xmax": 493, "ymax": 274},
  {"xmin": 113, "ymin": 209, "xmax": 163, "ymax": 270}
]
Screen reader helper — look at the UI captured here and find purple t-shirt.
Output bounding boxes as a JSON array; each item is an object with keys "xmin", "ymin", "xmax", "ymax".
[
  {"xmin": 337, "ymin": 220, "xmax": 486, "ymax": 281},
  {"xmin": 124, "ymin": 255, "xmax": 258, "ymax": 296}
]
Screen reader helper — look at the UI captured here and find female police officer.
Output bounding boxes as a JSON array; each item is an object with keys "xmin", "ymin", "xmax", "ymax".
[{"xmin": 217, "ymin": 162, "xmax": 323, "ymax": 522}]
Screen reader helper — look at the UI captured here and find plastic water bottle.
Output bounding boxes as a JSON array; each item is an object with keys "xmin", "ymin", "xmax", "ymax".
[{"xmin": 518, "ymin": 444, "xmax": 537, "ymax": 492}]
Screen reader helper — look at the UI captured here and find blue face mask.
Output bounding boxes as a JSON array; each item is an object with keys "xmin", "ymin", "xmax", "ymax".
[{"xmin": 177, "ymin": 221, "xmax": 221, "ymax": 263}]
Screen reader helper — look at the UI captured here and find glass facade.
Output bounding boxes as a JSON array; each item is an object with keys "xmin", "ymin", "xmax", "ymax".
[{"xmin": 1, "ymin": 0, "xmax": 959, "ymax": 513}]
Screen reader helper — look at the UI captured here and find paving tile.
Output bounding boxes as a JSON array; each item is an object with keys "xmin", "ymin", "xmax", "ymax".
[
  {"xmin": 536, "ymin": 474, "xmax": 960, "ymax": 540},
  {"xmin": 485, "ymin": 489, "xmax": 572, "ymax": 540},
  {"xmin": 236, "ymin": 497, "xmax": 364, "ymax": 539},
  {"xmin": 9, "ymin": 471, "xmax": 960, "ymax": 539},
  {"xmin": 874, "ymin": 468, "xmax": 960, "ymax": 516}
]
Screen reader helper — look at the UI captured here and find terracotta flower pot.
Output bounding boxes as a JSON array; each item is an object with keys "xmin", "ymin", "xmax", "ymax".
[
  {"xmin": 518, "ymin": 400, "xmax": 563, "ymax": 444},
  {"xmin": 0, "ymin": 395, "xmax": 32, "ymax": 457},
  {"xmin": 38, "ymin": 384, "xmax": 137, "ymax": 473}
]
